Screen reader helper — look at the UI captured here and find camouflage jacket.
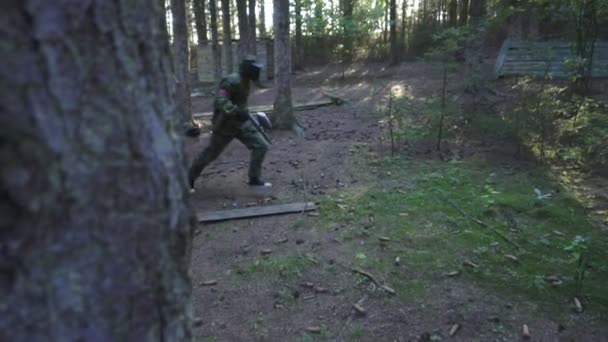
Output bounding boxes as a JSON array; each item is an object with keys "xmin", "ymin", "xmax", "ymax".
[{"xmin": 213, "ymin": 73, "xmax": 251, "ymax": 121}]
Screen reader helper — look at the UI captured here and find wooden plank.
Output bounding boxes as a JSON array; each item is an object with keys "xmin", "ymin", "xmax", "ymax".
[
  {"xmin": 193, "ymin": 98, "xmax": 339, "ymax": 118},
  {"xmin": 495, "ymin": 39, "xmax": 608, "ymax": 79},
  {"xmin": 197, "ymin": 202, "xmax": 317, "ymax": 223}
]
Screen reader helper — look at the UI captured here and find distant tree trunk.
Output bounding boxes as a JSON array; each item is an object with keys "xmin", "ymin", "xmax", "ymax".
[
  {"xmin": 384, "ymin": 0, "xmax": 389, "ymax": 44},
  {"xmin": 314, "ymin": 0, "xmax": 325, "ymax": 36},
  {"xmin": 221, "ymin": 0, "xmax": 234, "ymax": 73},
  {"xmin": 172, "ymin": 0, "xmax": 195, "ymax": 129},
  {"xmin": 0, "ymin": 1, "xmax": 194, "ymax": 341},
  {"xmin": 469, "ymin": 0, "xmax": 485, "ymax": 29},
  {"xmin": 466, "ymin": 0, "xmax": 485, "ymax": 94},
  {"xmin": 527, "ymin": 3, "xmax": 540, "ymax": 40},
  {"xmin": 236, "ymin": 0, "xmax": 249, "ymax": 60},
  {"xmin": 160, "ymin": 0, "xmax": 170, "ymax": 43},
  {"xmin": 506, "ymin": 0, "xmax": 524, "ymax": 39},
  {"xmin": 210, "ymin": 0, "xmax": 223, "ymax": 79},
  {"xmin": 459, "ymin": 0, "xmax": 469, "ymax": 26},
  {"xmin": 273, "ymin": 0, "xmax": 296, "ymax": 129},
  {"xmin": 248, "ymin": 0, "xmax": 257, "ymax": 54},
  {"xmin": 401, "ymin": 0, "xmax": 408, "ymax": 57},
  {"xmin": 193, "ymin": 0, "xmax": 209, "ymax": 45},
  {"xmin": 342, "ymin": 0, "xmax": 355, "ymax": 63},
  {"xmin": 259, "ymin": 0, "xmax": 267, "ymax": 38},
  {"xmin": 294, "ymin": 0, "xmax": 304, "ymax": 70},
  {"xmin": 390, "ymin": 0, "xmax": 399, "ymax": 65},
  {"xmin": 448, "ymin": 0, "xmax": 458, "ymax": 26}
]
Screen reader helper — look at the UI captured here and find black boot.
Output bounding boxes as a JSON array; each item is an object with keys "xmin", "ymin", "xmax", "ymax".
[{"xmin": 248, "ymin": 177, "xmax": 272, "ymax": 187}]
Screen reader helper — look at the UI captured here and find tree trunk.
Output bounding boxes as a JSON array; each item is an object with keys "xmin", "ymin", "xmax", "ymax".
[
  {"xmin": 401, "ymin": 0, "xmax": 408, "ymax": 58},
  {"xmin": 466, "ymin": 0, "xmax": 485, "ymax": 93},
  {"xmin": 294, "ymin": 0, "xmax": 304, "ymax": 70},
  {"xmin": 390, "ymin": 0, "xmax": 399, "ymax": 65},
  {"xmin": 259, "ymin": 0, "xmax": 267, "ymax": 38},
  {"xmin": 236, "ymin": 0, "xmax": 249, "ymax": 60},
  {"xmin": 314, "ymin": 0, "xmax": 325, "ymax": 36},
  {"xmin": 172, "ymin": 0, "xmax": 195, "ymax": 129},
  {"xmin": 448, "ymin": 0, "xmax": 458, "ymax": 26},
  {"xmin": 210, "ymin": 0, "xmax": 223, "ymax": 79},
  {"xmin": 384, "ymin": 0, "xmax": 389, "ymax": 44},
  {"xmin": 469, "ymin": 0, "xmax": 485, "ymax": 29},
  {"xmin": 193, "ymin": 0, "xmax": 209, "ymax": 44},
  {"xmin": 160, "ymin": 0, "xmax": 171, "ymax": 43},
  {"xmin": 248, "ymin": 0, "xmax": 257, "ymax": 54},
  {"xmin": 273, "ymin": 0, "xmax": 296, "ymax": 129},
  {"xmin": 459, "ymin": 0, "xmax": 469, "ymax": 26},
  {"xmin": 221, "ymin": 0, "xmax": 234, "ymax": 73},
  {"xmin": 342, "ymin": 0, "xmax": 355, "ymax": 63},
  {"xmin": 507, "ymin": 0, "xmax": 524, "ymax": 40},
  {"xmin": 0, "ymin": 1, "xmax": 194, "ymax": 341}
]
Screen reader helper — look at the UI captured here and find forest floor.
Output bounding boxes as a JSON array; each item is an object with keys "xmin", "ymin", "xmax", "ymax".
[{"xmin": 186, "ymin": 62, "xmax": 608, "ymax": 342}]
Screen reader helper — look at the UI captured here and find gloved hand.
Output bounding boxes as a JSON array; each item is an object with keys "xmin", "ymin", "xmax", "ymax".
[{"xmin": 236, "ymin": 109, "xmax": 249, "ymax": 121}]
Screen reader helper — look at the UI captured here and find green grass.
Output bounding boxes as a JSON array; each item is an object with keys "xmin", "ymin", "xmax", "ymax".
[
  {"xmin": 238, "ymin": 255, "xmax": 314, "ymax": 280},
  {"xmin": 349, "ymin": 325, "xmax": 367, "ymax": 340},
  {"xmin": 319, "ymin": 157, "xmax": 608, "ymax": 312}
]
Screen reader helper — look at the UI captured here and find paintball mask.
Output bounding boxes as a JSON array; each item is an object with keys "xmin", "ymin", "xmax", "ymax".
[{"xmin": 240, "ymin": 58, "xmax": 263, "ymax": 82}]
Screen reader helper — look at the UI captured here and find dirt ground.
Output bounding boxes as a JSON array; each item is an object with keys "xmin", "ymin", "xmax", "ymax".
[{"xmin": 186, "ymin": 63, "xmax": 608, "ymax": 341}]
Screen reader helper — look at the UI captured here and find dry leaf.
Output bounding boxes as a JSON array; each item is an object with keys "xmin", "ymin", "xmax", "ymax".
[
  {"xmin": 352, "ymin": 303, "xmax": 366, "ymax": 316},
  {"xmin": 463, "ymin": 260, "xmax": 479, "ymax": 268},
  {"xmin": 447, "ymin": 270, "xmax": 461, "ymax": 277},
  {"xmin": 574, "ymin": 297, "xmax": 583, "ymax": 313},
  {"xmin": 381, "ymin": 285, "xmax": 396, "ymax": 295},
  {"xmin": 305, "ymin": 326, "xmax": 321, "ymax": 334},
  {"xmin": 449, "ymin": 324, "xmax": 461, "ymax": 337},
  {"xmin": 522, "ymin": 324, "xmax": 530, "ymax": 339}
]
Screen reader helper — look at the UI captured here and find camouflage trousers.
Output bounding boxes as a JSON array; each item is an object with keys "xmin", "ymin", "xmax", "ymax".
[{"xmin": 188, "ymin": 120, "xmax": 269, "ymax": 185}]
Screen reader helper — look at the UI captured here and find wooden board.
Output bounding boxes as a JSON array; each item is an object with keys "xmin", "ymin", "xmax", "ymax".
[
  {"xmin": 193, "ymin": 96, "xmax": 342, "ymax": 119},
  {"xmin": 198, "ymin": 202, "xmax": 317, "ymax": 223},
  {"xmin": 494, "ymin": 39, "xmax": 608, "ymax": 79}
]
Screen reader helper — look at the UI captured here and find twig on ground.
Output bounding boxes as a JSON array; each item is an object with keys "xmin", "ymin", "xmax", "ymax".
[
  {"xmin": 299, "ymin": 170, "xmax": 309, "ymax": 218},
  {"xmin": 446, "ymin": 199, "xmax": 523, "ymax": 250}
]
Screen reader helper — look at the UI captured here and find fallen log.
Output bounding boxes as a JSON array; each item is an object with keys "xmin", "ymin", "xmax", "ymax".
[{"xmin": 197, "ymin": 202, "xmax": 317, "ymax": 223}]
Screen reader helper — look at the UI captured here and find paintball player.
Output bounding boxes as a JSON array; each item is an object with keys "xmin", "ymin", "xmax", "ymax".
[{"xmin": 188, "ymin": 57, "xmax": 272, "ymax": 193}]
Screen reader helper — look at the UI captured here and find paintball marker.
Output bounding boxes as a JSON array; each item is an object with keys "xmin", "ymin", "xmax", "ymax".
[{"xmin": 248, "ymin": 111, "xmax": 272, "ymax": 145}]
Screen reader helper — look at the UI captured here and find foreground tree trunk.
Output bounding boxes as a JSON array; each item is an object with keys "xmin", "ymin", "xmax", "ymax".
[
  {"xmin": 259, "ymin": 0, "xmax": 267, "ymax": 38},
  {"xmin": 172, "ymin": 0, "xmax": 195, "ymax": 129},
  {"xmin": 465, "ymin": 0, "xmax": 486, "ymax": 95},
  {"xmin": 294, "ymin": 0, "xmax": 304, "ymax": 70},
  {"xmin": 249, "ymin": 0, "xmax": 257, "ymax": 54},
  {"xmin": 221, "ymin": 0, "xmax": 234, "ymax": 73},
  {"xmin": 448, "ymin": 0, "xmax": 458, "ymax": 26},
  {"xmin": 210, "ymin": 0, "xmax": 223, "ymax": 79},
  {"xmin": 273, "ymin": 0, "xmax": 296, "ymax": 129},
  {"xmin": 236, "ymin": 0, "xmax": 250, "ymax": 60},
  {"xmin": 390, "ymin": 0, "xmax": 399, "ymax": 65},
  {"xmin": 342, "ymin": 0, "xmax": 355, "ymax": 63},
  {"xmin": 401, "ymin": 0, "xmax": 408, "ymax": 57},
  {"xmin": 459, "ymin": 0, "xmax": 469, "ymax": 26},
  {"xmin": 0, "ymin": 1, "xmax": 194, "ymax": 340},
  {"xmin": 193, "ymin": 0, "xmax": 209, "ymax": 45}
]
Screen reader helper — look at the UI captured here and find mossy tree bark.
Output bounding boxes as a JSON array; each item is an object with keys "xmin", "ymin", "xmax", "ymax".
[
  {"xmin": 221, "ymin": 0, "xmax": 234, "ymax": 73},
  {"xmin": 273, "ymin": 0, "xmax": 296, "ymax": 129},
  {"xmin": 0, "ymin": 0, "xmax": 194, "ymax": 340},
  {"xmin": 172, "ymin": 0, "xmax": 195, "ymax": 129}
]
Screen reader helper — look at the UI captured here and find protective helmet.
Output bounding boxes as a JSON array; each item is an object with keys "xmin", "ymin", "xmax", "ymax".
[{"xmin": 239, "ymin": 56, "xmax": 263, "ymax": 82}]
